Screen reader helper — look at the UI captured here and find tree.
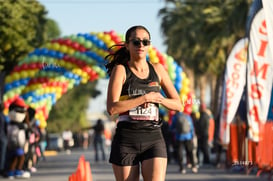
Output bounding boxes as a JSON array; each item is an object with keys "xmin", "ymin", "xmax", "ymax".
[
  {"xmin": 0, "ymin": 0, "xmax": 97, "ymax": 133},
  {"xmin": 46, "ymin": 81, "xmax": 100, "ymax": 133},
  {"xmin": 45, "ymin": 18, "xmax": 62, "ymax": 40},
  {"xmin": 0, "ymin": 0, "xmax": 60, "ymax": 73},
  {"xmin": 158, "ymin": 0, "xmax": 251, "ymax": 113}
]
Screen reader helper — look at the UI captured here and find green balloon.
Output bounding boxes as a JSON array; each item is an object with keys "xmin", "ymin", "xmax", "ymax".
[
  {"xmin": 77, "ymin": 36, "xmax": 85, "ymax": 44},
  {"xmin": 84, "ymin": 41, "xmax": 92, "ymax": 49}
]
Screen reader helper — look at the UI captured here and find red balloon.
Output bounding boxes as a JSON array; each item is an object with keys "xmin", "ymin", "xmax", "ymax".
[
  {"xmin": 183, "ymin": 104, "xmax": 192, "ymax": 115},
  {"xmin": 89, "ymin": 70, "xmax": 98, "ymax": 81},
  {"xmin": 63, "ymin": 55, "xmax": 70, "ymax": 61},
  {"xmin": 63, "ymin": 39, "xmax": 72, "ymax": 46},
  {"xmin": 79, "ymin": 46, "xmax": 86, "ymax": 52},
  {"xmin": 71, "ymin": 42, "xmax": 80, "ymax": 49},
  {"xmin": 29, "ymin": 63, "xmax": 37, "ymax": 69},
  {"xmin": 168, "ymin": 110, "xmax": 176, "ymax": 125},
  {"xmin": 82, "ymin": 66, "xmax": 92, "ymax": 73},
  {"xmin": 13, "ymin": 65, "xmax": 21, "ymax": 72},
  {"xmin": 36, "ymin": 62, "xmax": 44, "ymax": 69},
  {"xmin": 21, "ymin": 63, "xmax": 29, "ymax": 70}
]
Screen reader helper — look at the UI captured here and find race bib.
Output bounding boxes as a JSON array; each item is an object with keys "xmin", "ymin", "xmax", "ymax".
[{"xmin": 129, "ymin": 103, "xmax": 159, "ymax": 121}]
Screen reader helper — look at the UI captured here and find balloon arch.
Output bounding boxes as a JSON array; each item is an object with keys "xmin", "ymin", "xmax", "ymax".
[{"xmin": 3, "ymin": 30, "xmax": 196, "ymax": 128}]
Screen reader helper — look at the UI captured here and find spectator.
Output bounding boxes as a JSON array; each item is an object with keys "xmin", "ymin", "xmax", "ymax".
[
  {"xmin": 92, "ymin": 119, "xmax": 106, "ymax": 162},
  {"xmin": 25, "ymin": 119, "xmax": 40, "ymax": 173},
  {"xmin": 6, "ymin": 98, "xmax": 30, "ymax": 179},
  {"xmin": 196, "ymin": 103, "xmax": 211, "ymax": 165},
  {"xmin": 171, "ymin": 111, "xmax": 198, "ymax": 174},
  {"xmin": 82, "ymin": 131, "xmax": 89, "ymax": 150},
  {"xmin": 0, "ymin": 102, "xmax": 7, "ymax": 176},
  {"xmin": 39, "ymin": 128, "xmax": 47, "ymax": 161},
  {"xmin": 62, "ymin": 129, "xmax": 73, "ymax": 154},
  {"xmin": 190, "ymin": 112, "xmax": 199, "ymax": 168}
]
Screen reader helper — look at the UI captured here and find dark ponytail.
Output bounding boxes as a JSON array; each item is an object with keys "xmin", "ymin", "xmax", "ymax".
[{"xmin": 105, "ymin": 44, "xmax": 129, "ymax": 76}]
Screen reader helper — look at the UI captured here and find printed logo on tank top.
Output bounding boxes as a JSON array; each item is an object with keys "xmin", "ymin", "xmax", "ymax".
[
  {"xmin": 120, "ymin": 63, "xmax": 161, "ymax": 121},
  {"xmin": 148, "ymin": 81, "xmax": 159, "ymax": 87}
]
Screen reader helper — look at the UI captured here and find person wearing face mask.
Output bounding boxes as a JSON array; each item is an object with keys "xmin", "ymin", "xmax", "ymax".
[
  {"xmin": 105, "ymin": 25, "xmax": 182, "ymax": 181},
  {"xmin": 5, "ymin": 98, "xmax": 31, "ymax": 179}
]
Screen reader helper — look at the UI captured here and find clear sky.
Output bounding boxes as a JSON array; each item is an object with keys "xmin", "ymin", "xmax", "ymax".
[{"xmin": 38, "ymin": 0, "xmax": 167, "ymax": 53}]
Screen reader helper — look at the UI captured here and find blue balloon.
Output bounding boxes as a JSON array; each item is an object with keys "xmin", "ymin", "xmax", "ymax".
[
  {"xmin": 40, "ymin": 48, "xmax": 49, "ymax": 55},
  {"xmin": 175, "ymin": 83, "xmax": 182, "ymax": 92},
  {"xmin": 48, "ymin": 50, "xmax": 57, "ymax": 57},
  {"xmin": 4, "ymin": 83, "xmax": 13, "ymax": 92},
  {"xmin": 18, "ymin": 78, "xmax": 29, "ymax": 86},
  {"xmin": 33, "ymin": 48, "xmax": 41, "ymax": 56}
]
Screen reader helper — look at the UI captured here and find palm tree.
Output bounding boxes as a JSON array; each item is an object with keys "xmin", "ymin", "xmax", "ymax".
[{"xmin": 158, "ymin": 0, "xmax": 252, "ymax": 114}]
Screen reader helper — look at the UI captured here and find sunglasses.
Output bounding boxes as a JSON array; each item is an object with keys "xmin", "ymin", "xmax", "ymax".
[
  {"xmin": 13, "ymin": 107, "xmax": 27, "ymax": 113},
  {"xmin": 129, "ymin": 39, "xmax": 151, "ymax": 47}
]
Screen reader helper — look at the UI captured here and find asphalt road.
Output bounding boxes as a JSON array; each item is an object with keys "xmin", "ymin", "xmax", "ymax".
[{"xmin": 1, "ymin": 147, "xmax": 271, "ymax": 181}]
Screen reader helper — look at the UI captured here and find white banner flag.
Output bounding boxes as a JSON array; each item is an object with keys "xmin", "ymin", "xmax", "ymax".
[
  {"xmin": 262, "ymin": 0, "xmax": 273, "ymax": 62},
  {"xmin": 247, "ymin": 8, "xmax": 273, "ymax": 142},
  {"xmin": 262, "ymin": 0, "xmax": 273, "ymax": 121},
  {"xmin": 219, "ymin": 38, "xmax": 248, "ymax": 144}
]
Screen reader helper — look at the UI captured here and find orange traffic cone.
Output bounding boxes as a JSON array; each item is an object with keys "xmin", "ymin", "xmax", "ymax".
[
  {"xmin": 69, "ymin": 172, "xmax": 78, "ymax": 181},
  {"xmin": 77, "ymin": 155, "xmax": 86, "ymax": 181},
  {"xmin": 68, "ymin": 155, "xmax": 93, "ymax": 181},
  {"xmin": 85, "ymin": 161, "xmax": 92, "ymax": 181}
]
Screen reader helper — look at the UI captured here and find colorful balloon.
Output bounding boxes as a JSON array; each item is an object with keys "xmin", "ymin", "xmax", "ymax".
[{"xmin": 3, "ymin": 30, "xmax": 194, "ymax": 128}]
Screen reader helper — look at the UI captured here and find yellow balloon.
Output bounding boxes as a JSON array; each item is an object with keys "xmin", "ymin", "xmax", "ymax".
[
  {"xmin": 11, "ymin": 72, "xmax": 20, "ymax": 81},
  {"xmin": 36, "ymin": 111, "xmax": 43, "ymax": 119},
  {"xmin": 52, "ymin": 43, "xmax": 60, "ymax": 51},
  {"xmin": 81, "ymin": 77, "xmax": 88, "ymax": 84},
  {"xmin": 67, "ymin": 48, "xmax": 75, "ymax": 55},
  {"xmin": 150, "ymin": 50, "xmax": 157, "ymax": 58},
  {"xmin": 56, "ymin": 92, "xmax": 62, "ymax": 99},
  {"xmin": 66, "ymin": 62, "xmax": 74, "ymax": 69},
  {"xmin": 181, "ymin": 86, "xmax": 189, "ymax": 96},
  {"xmin": 151, "ymin": 57, "xmax": 159, "ymax": 64},
  {"xmin": 19, "ymin": 71, "xmax": 28, "ymax": 79},
  {"xmin": 97, "ymin": 49, "xmax": 105, "ymax": 57},
  {"xmin": 103, "ymin": 34, "xmax": 111, "ymax": 43},
  {"xmin": 28, "ymin": 70, "xmax": 37, "ymax": 78},
  {"xmin": 182, "ymin": 77, "xmax": 190, "ymax": 86},
  {"xmin": 40, "ymin": 120, "xmax": 47, "ymax": 128},
  {"xmin": 45, "ymin": 42, "xmax": 52, "ymax": 49},
  {"xmin": 108, "ymin": 40, "xmax": 115, "ymax": 48},
  {"xmin": 56, "ymin": 87, "xmax": 62, "ymax": 94},
  {"xmin": 45, "ymin": 87, "xmax": 51, "ymax": 93},
  {"xmin": 72, "ymin": 68, "xmax": 81, "ymax": 76},
  {"xmin": 3, "ymin": 108, "xmax": 8, "ymax": 115},
  {"xmin": 59, "ymin": 60, "xmax": 65, "ymax": 67},
  {"xmin": 181, "ymin": 72, "xmax": 186, "ymax": 79},
  {"xmin": 81, "ymin": 72, "xmax": 88, "ymax": 79},
  {"xmin": 97, "ymin": 32, "xmax": 104, "ymax": 39},
  {"xmin": 5, "ymin": 76, "xmax": 13, "ymax": 84},
  {"xmin": 60, "ymin": 45, "xmax": 68, "ymax": 53}
]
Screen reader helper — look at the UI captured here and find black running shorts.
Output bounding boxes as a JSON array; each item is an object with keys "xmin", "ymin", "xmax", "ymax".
[{"xmin": 109, "ymin": 138, "xmax": 167, "ymax": 166}]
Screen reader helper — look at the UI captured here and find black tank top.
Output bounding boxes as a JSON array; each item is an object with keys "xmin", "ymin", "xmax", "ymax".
[
  {"xmin": 119, "ymin": 62, "xmax": 161, "ymax": 121},
  {"xmin": 120, "ymin": 62, "xmax": 160, "ymax": 98},
  {"xmin": 115, "ymin": 62, "xmax": 163, "ymax": 143}
]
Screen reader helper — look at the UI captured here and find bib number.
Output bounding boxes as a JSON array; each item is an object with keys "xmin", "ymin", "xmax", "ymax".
[{"xmin": 129, "ymin": 103, "xmax": 158, "ymax": 121}]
